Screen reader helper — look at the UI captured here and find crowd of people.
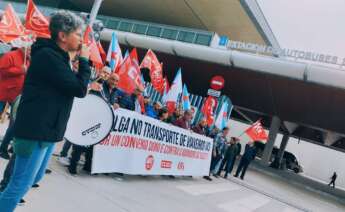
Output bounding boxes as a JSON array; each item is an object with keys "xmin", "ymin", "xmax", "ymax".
[{"xmin": 0, "ymin": 10, "xmax": 259, "ymax": 212}]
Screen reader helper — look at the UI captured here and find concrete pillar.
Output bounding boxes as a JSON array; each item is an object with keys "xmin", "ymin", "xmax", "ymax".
[
  {"xmin": 277, "ymin": 133, "xmax": 289, "ymax": 168},
  {"xmin": 260, "ymin": 116, "xmax": 280, "ymax": 165},
  {"xmin": 283, "ymin": 121, "xmax": 298, "ymax": 134},
  {"xmin": 323, "ymin": 131, "xmax": 340, "ymax": 146}
]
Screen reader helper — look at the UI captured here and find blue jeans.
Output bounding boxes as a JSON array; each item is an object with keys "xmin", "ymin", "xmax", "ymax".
[{"xmin": 0, "ymin": 142, "xmax": 55, "ymax": 212}]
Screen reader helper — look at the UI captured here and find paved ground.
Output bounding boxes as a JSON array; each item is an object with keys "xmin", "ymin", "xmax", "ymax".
[
  {"xmin": 1, "ymin": 145, "xmax": 344, "ymax": 212},
  {"xmin": 0, "ymin": 122, "xmax": 344, "ymax": 212}
]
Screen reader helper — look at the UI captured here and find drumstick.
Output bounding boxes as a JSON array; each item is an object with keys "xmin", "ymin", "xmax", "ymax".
[
  {"xmin": 23, "ymin": 46, "xmax": 27, "ymax": 69},
  {"xmin": 92, "ymin": 76, "xmax": 103, "ymax": 83},
  {"xmin": 91, "ymin": 68, "xmax": 111, "ymax": 83}
]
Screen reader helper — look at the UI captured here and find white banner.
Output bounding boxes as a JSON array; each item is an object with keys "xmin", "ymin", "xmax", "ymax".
[{"xmin": 92, "ymin": 109, "xmax": 213, "ymax": 176}]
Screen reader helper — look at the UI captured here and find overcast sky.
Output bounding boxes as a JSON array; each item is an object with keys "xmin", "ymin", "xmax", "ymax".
[{"xmin": 257, "ymin": 0, "xmax": 345, "ymax": 65}]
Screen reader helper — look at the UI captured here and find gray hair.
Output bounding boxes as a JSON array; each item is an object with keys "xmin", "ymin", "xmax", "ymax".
[{"xmin": 49, "ymin": 10, "xmax": 84, "ymax": 41}]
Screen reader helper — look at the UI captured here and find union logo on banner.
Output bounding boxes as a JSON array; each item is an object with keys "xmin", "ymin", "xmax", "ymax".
[{"xmin": 145, "ymin": 155, "xmax": 154, "ymax": 171}]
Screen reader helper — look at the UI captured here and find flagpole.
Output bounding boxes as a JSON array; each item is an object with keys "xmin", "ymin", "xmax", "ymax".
[
  {"xmin": 22, "ymin": 34, "xmax": 32, "ymax": 70},
  {"xmin": 23, "ymin": 46, "xmax": 27, "ymax": 69},
  {"xmin": 89, "ymin": 0, "xmax": 104, "ymax": 26},
  {"xmin": 238, "ymin": 130, "xmax": 246, "ymax": 138}
]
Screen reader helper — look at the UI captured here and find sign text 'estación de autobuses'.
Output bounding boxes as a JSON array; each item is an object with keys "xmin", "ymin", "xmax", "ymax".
[{"xmin": 92, "ymin": 109, "xmax": 213, "ymax": 176}]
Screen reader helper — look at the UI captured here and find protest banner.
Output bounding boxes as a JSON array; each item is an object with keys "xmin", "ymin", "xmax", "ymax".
[{"xmin": 92, "ymin": 108, "xmax": 213, "ymax": 176}]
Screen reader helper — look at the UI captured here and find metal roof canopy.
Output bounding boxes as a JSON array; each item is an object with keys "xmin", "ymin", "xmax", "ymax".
[{"xmin": 64, "ymin": 0, "xmax": 271, "ymax": 46}]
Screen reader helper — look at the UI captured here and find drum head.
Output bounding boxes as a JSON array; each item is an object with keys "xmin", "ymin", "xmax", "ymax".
[{"xmin": 65, "ymin": 94, "xmax": 114, "ymax": 146}]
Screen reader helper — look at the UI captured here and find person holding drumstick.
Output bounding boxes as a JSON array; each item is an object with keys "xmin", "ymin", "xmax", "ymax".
[
  {"xmin": 68, "ymin": 68, "xmax": 120, "ymax": 175},
  {"xmin": 0, "ymin": 11, "xmax": 91, "ymax": 212}
]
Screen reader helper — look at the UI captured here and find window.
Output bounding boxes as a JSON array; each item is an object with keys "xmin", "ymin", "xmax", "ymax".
[
  {"xmin": 161, "ymin": 29, "xmax": 178, "ymax": 40},
  {"xmin": 195, "ymin": 34, "xmax": 212, "ymax": 46},
  {"xmin": 118, "ymin": 22, "xmax": 133, "ymax": 32},
  {"xmin": 97, "ymin": 16, "xmax": 108, "ymax": 24},
  {"xmin": 133, "ymin": 24, "xmax": 148, "ymax": 34},
  {"xmin": 146, "ymin": 26, "xmax": 162, "ymax": 37},
  {"xmin": 107, "ymin": 20, "xmax": 119, "ymax": 29},
  {"xmin": 177, "ymin": 31, "xmax": 196, "ymax": 43}
]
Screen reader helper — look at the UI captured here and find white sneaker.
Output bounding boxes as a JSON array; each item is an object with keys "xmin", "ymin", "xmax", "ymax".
[{"xmin": 57, "ymin": 157, "xmax": 70, "ymax": 166}]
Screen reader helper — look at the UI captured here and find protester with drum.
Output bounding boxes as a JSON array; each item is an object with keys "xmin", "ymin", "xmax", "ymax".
[{"xmin": 67, "ymin": 68, "xmax": 120, "ymax": 175}]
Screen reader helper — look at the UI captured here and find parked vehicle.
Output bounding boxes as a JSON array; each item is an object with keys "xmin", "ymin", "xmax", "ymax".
[{"xmin": 254, "ymin": 142, "xmax": 303, "ymax": 173}]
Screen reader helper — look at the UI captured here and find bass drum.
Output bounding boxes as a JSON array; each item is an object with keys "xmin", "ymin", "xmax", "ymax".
[{"xmin": 64, "ymin": 94, "xmax": 114, "ymax": 146}]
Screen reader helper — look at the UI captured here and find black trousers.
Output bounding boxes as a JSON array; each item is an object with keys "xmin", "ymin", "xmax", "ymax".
[
  {"xmin": 69, "ymin": 145, "xmax": 93, "ymax": 173},
  {"xmin": 0, "ymin": 154, "xmax": 15, "ymax": 191},
  {"xmin": 235, "ymin": 158, "xmax": 251, "ymax": 179},
  {"xmin": 0, "ymin": 120, "xmax": 14, "ymax": 153},
  {"xmin": 217, "ymin": 156, "xmax": 236, "ymax": 176},
  {"xmin": 328, "ymin": 180, "xmax": 335, "ymax": 188},
  {"xmin": 210, "ymin": 154, "xmax": 222, "ymax": 172},
  {"xmin": 60, "ymin": 140, "xmax": 72, "ymax": 157}
]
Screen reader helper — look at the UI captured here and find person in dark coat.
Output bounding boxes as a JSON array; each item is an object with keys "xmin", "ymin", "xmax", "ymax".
[
  {"xmin": 113, "ymin": 85, "xmax": 144, "ymax": 111},
  {"xmin": 173, "ymin": 110, "xmax": 193, "ymax": 130},
  {"xmin": 207, "ymin": 127, "xmax": 220, "ymax": 139},
  {"xmin": 191, "ymin": 118, "xmax": 213, "ymax": 181},
  {"xmin": 234, "ymin": 141, "xmax": 257, "ymax": 180},
  {"xmin": 158, "ymin": 108, "xmax": 170, "ymax": 123},
  {"xmin": 210, "ymin": 127, "xmax": 229, "ymax": 174},
  {"xmin": 0, "ymin": 11, "xmax": 90, "ymax": 211},
  {"xmin": 328, "ymin": 172, "xmax": 337, "ymax": 188},
  {"xmin": 217, "ymin": 137, "xmax": 241, "ymax": 178},
  {"xmin": 192, "ymin": 118, "xmax": 208, "ymax": 135},
  {"xmin": 168, "ymin": 107, "xmax": 183, "ymax": 123}
]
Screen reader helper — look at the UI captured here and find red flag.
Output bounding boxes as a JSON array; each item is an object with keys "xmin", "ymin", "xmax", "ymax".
[
  {"xmin": 25, "ymin": 0, "xmax": 50, "ymax": 38},
  {"xmin": 130, "ymin": 48, "xmax": 139, "ymax": 65},
  {"xmin": 83, "ymin": 25, "xmax": 103, "ymax": 67},
  {"xmin": 97, "ymin": 41, "xmax": 107, "ymax": 63},
  {"xmin": 140, "ymin": 49, "xmax": 164, "ymax": 94},
  {"xmin": 163, "ymin": 77, "xmax": 170, "ymax": 93},
  {"xmin": 245, "ymin": 120, "xmax": 268, "ymax": 142},
  {"xmin": 0, "ymin": 4, "xmax": 26, "ymax": 43},
  {"xmin": 201, "ymin": 96, "xmax": 217, "ymax": 127},
  {"xmin": 117, "ymin": 55, "xmax": 141, "ymax": 94}
]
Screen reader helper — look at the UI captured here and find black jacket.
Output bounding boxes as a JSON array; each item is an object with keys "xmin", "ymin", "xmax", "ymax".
[
  {"xmin": 89, "ymin": 82, "xmax": 117, "ymax": 104},
  {"xmin": 14, "ymin": 38, "xmax": 91, "ymax": 142},
  {"xmin": 242, "ymin": 144, "xmax": 257, "ymax": 161}
]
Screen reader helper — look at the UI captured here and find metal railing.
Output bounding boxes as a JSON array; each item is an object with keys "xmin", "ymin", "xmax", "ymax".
[{"xmin": 144, "ymin": 81, "xmax": 232, "ymax": 126}]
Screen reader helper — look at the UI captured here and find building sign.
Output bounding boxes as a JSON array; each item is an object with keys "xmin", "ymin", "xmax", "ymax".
[
  {"xmin": 227, "ymin": 40, "xmax": 345, "ymax": 67},
  {"xmin": 207, "ymin": 89, "xmax": 221, "ymax": 98},
  {"xmin": 218, "ymin": 36, "xmax": 229, "ymax": 46}
]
